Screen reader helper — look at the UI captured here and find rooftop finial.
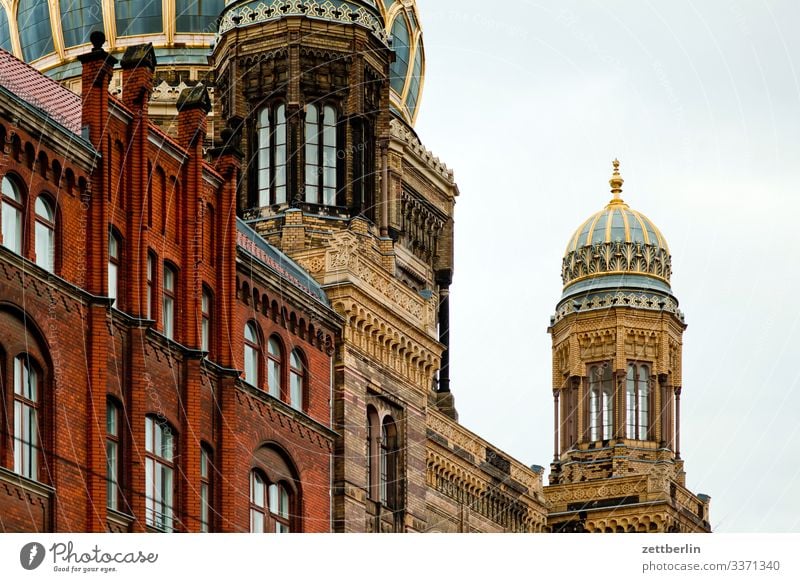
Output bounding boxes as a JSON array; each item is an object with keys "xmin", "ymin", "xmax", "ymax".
[{"xmin": 609, "ymin": 158, "xmax": 624, "ymax": 204}]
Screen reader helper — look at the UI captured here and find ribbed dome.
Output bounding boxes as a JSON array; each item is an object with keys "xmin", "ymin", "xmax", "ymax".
[
  {"xmin": 561, "ymin": 161, "xmax": 672, "ymax": 295},
  {"xmin": 0, "ymin": 0, "xmax": 227, "ymax": 77}
]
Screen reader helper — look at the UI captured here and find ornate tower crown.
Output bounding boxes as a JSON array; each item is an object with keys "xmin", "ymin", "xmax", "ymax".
[{"xmin": 560, "ymin": 160, "xmax": 673, "ymax": 310}]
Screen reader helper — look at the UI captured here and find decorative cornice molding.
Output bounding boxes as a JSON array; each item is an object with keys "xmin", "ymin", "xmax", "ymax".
[
  {"xmin": 218, "ymin": 0, "xmax": 389, "ymax": 45},
  {"xmin": 390, "ymin": 118, "xmax": 454, "ymax": 183},
  {"xmin": 563, "ymin": 241, "xmax": 671, "ymax": 287}
]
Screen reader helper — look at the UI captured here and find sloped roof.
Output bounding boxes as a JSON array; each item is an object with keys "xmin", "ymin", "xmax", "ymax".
[{"xmin": 0, "ymin": 48, "xmax": 81, "ymax": 134}]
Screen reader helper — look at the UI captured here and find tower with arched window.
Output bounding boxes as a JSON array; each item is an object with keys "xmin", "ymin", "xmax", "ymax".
[
  {"xmin": 211, "ymin": 0, "xmax": 459, "ymax": 532},
  {"xmin": 544, "ymin": 161, "xmax": 711, "ymax": 533}
]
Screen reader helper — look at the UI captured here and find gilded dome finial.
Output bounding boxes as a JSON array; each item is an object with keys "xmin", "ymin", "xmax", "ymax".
[{"xmin": 609, "ymin": 158, "xmax": 624, "ymax": 204}]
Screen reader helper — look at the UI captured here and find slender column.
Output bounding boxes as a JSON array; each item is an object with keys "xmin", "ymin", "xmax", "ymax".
[
  {"xmin": 674, "ymin": 387, "xmax": 682, "ymax": 458},
  {"xmin": 553, "ymin": 389, "xmax": 560, "ymax": 461},
  {"xmin": 380, "ymin": 141, "xmax": 389, "ymax": 237}
]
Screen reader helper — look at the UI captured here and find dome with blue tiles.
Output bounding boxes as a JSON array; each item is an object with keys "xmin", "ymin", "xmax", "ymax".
[{"xmin": 561, "ymin": 161, "xmax": 673, "ymax": 300}]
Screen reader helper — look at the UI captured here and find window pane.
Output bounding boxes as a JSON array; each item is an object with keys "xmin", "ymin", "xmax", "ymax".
[
  {"xmin": 107, "ymin": 440, "xmax": 118, "ymax": 510},
  {"xmin": 14, "ymin": 401, "xmax": 22, "ymax": 474},
  {"xmin": 35, "ymin": 220, "xmax": 54, "ymax": 272},
  {"xmin": 175, "ymin": 0, "xmax": 224, "ymax": 32},
  {"xmin": 109, "ymin": 263, "xmax": 118, "ymax": 303},
  {"xmin": 106, "ymin": 402, "xmax": 117, "ymax": 435},
  {"xmin": 1, "ymin": 200, "xmax": 22, "ymax": 254},
  {"xmin": 161, "ymin": 464, "xmax": 173, "ymax": 531},
  {"xmin": 115, "ymin": 0, "xmax": 162, "ymax": 36},
  {"xmin": 18, "ymin": 0, "xmax": 55, "ymax": 61},
  {"xmin": 290, "ymin": 371, "xmax": 302, "ymax": 410},
  {"xmin": 145, "ymin": 458, "xmax": 154, "ymax": 524},
  {"xmin": 145, "ymin": 417, "xmax": 153, "ymax": 452},
  {"xmin": 251, "ymin": 510, "xmax": 264, "ymax": 533},
  {"xmin": 163, "ymin": 297, "xmax": 174, "ymax": 339},
  {"xmin": 268, "ymin": 360, "xmax": 280, "ymax": 398},
  {"xmin": 61, "ymin": 0, "xmax": 103, "ymax": 47}
]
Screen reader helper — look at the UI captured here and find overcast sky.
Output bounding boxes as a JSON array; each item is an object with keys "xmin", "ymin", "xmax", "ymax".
[{"xmin": 414, "ymin": 0, "xmax": 800, "ymax": 533}]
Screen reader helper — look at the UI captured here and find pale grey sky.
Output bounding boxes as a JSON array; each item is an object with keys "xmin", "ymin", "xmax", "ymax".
[{"xmin": 414, "ymin": 0, "xmax": 800, "ymax": 532}]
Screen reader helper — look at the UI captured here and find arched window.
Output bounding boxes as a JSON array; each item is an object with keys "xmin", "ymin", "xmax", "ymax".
[
  {"xmin": 34, "ymin": 196, "xmax": 56, "ymax": 272},
  {"xmin": 145, "ymin": 416, "xmax": 175, "ymax": 532},
  {"xmin": 13, "ymin": 355, "xmax": 39, "ymax": 480},
  {"xmin": 108, "ymin": 230, "xmax": 121, "ymax": 306},
  {"xmin": 289, "ymin": 349, "xmax": 304, "ymax": 411},
  {"xmin": 267, "ymin": 336, "xmax": 282, "ymax": 399},
  {"xmin": 380, "ymin": 416, "xmax": 398, "ymax": 509},
  {"xmin": 162, "ymin": 264, "xmax": 177, "ymax": 339},
  {"xmin": 201, "ymin": 287, "xmax": 213, "ymax": 354},
  {"xmin": 304, "ymin": 104, "xmax": 338, "ymax": 206},
  {"xmin": 106, "ymin": 399, "xmax": 121, "ymax": 510},
  {"xmin": 257, "ymin": 104, "xmax": 287, "ymax": 207},
  {"xmin": 244, "ymin": 323, "xmax": 260, "ymax": 387},
  {"xmin": 588, "ymin": 364, "xmax": 613, "ymax": 441},
  {"xmin": 626, "ymin": 364, "xmax": 651, "ymax": 440},
  {"xmin": 1, "ymin": 176, "xmax": 23, "ymax": 254},
  {"xmin": 269, "ymin": 483, "xmax": 291, "ymax": 533},
  {"xmin": 250, "ymin": 470, "xmax": 268, "ymax": 532}
]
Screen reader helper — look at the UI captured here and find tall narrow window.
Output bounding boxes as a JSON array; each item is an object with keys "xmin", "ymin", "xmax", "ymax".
[
  {"xmin": 162, "ymin": 264, "xmax": 176, "ymax": 339},
  {"xmin": 201, "ymin": 288, "xmax": 212, "ymax": 353},
  {"xmin": 107, "ymin": 400, "xmax": 121, "ymax": 510},
  {"xmin": 1, "ymin": 176, "xmax": 23, "ymax": 253},
  {"xmin": 267, "ymin": 337, "xmax": 282, "ymax": 399},
  {"xmin": 244, "ymin": 323, "xmax": 260, "ymax": 387},
  {"xmin": 145, "ymin": 416, "xmax": 175, "ymax": 532},
  {"xmin": 257, "ymin": 105, "xmax": 287, "ymax": 207},
  {"xmin": 34, "ymin": 197, "xmax": 55, "ymax": 272},
  {"xmin": 200, "ymin": 446, "xmax": 211, "ymax": 533},
  {"xmin": 366, "ymin": 407, "xmax": 379, "ymax": 501},
  {"xmin": 13, "ymin": 355, "xmax": 39, "ymax": 480},
  {"xmin": 589, "ymin": 364, "xmax": 614, "ymax": 441},
  {"xmin": 380, "ymin": 417, "xmax": 398, "ymax": 509},
  {"xmin": 269, "ymin": 483, "xmax": 291, "ymax": 533},
  {"xmin": 146, "ymin": 252, "xmax": 155, "ymax": 319},
  {"xmin": 250, "ymin": 471, "xmax": 267, "ymax": 533},
  {"xmin": 626, "ymin": 364, "xmax": 651, "ymax": 440},
  {"xmin": 304, "ymin": 104, "xmax": 338, "ymax": 206},
  {"xmin": 109, "ymin": 231, "xmax": 120, "ymax": 306},
  {"xmin": 289, "ymin": 349, "xmax": 304, "ymax": 411}
]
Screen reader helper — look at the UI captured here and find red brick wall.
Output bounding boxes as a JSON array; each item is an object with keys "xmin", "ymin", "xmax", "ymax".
[{"xmin": 0, "ymin": 46, "xmax": 336, "ymax": 533}]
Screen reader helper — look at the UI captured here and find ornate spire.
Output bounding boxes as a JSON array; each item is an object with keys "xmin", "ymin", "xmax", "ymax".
[{"xmin": 609, "ymin": 158, "xmax": 625, "ymax": 205}]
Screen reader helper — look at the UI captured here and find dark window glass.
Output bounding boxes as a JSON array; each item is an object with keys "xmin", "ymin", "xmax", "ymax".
[
  {"xmin": 18, "ymin": 0, "xmax": 55, "ymax": 61},
  {"xmin": 115, "ymin": 0, "xmax": 162, "ymax": 36},
  {"xmin": 0, "ymin": 5, "xmax": 12, "ymax": 51},
  {"xmin": 389, "ymin": 15, "xmax": 410, "ymax": 94},
  {"xmin": 175, "ymin": 0, "xmax": 224, "ymax": 33},
  {"xmin": 106, "ymin": 400, "xmax": 121, "ymax": 510},
  {"xmin": 406, "ymin": 41, "xmax": 423, "ymax": 119},
  {"xmin": 60, "ymin": 0, "xmax": 103, "ymax": 47}
]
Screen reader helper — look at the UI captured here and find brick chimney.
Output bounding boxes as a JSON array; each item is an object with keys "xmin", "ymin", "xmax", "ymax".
[
  {"xmin": 77, "ymin": 31, "xmax": 117, "ymax": 150},
  {"xmin": 120, "ymin": 43, "xmax": 156, "ymax": 113}
]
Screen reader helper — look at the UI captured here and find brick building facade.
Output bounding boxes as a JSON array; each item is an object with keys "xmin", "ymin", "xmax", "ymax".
[
  {"xmin": 0, "ymin": 0, "xmax": 709, "ymax": 534},
  {"xmin": 0, "ymin": 37, "xmax": 338, "ymax": 533}
]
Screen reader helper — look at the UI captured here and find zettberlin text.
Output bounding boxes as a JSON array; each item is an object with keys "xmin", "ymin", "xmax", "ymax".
[{"xmin": 642, "ymin": 544, "xmax": 701, "ymax": 554}]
